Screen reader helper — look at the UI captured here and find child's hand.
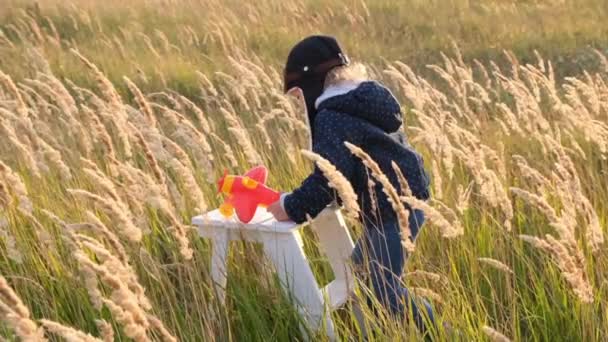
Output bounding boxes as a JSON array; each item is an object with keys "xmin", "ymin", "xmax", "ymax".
[{"xmin": 267, "ymin": 198, "xmax": 290, "ymax": 222}]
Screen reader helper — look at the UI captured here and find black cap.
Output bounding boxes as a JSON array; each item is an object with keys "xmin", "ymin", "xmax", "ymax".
[{"xmin": 283, "ymin": 35, "xmax": 350, "ymax": 93}]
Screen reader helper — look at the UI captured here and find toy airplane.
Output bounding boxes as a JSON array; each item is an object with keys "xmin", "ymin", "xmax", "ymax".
[{"xmin": 217, "ymin": 166, "xmax": 281, "ymax": 223}]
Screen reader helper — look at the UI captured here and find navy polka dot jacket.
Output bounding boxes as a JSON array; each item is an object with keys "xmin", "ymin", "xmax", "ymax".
[{"xmin": 283, "ymin": 81, "xmax": 431, "ymax": 228}]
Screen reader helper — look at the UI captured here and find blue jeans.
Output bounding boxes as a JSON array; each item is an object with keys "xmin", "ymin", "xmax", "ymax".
[{"xmin": 351, "ymin": 210, "xmax": 436, "ymax": 335}]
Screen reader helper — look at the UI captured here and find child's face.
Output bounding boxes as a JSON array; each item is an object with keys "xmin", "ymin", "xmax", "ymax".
[
  {"xmin": 286, "ymin": 86, "xmax": 306, "ymax": 114},
  {"xmin": 286, "ymin": 86, "xmax": 304, "ymax": 102}
]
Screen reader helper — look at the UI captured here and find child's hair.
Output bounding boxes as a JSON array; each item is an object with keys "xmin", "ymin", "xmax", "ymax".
[{"xmin": 324, "ymin": 62, "xmax": 369, "ymax": 89}]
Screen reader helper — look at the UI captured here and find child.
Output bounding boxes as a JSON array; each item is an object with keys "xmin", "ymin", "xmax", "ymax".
[{"xmin": 267, "ymin": 35, "xmax": 436, "ymax": 336}]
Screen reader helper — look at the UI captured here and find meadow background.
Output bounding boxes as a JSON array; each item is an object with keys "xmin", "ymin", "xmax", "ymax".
[{"xmin": 0, "ymin": 0, "xmax": 608, "ymax": 340}]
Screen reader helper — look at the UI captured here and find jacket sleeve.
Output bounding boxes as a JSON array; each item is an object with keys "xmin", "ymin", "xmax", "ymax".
[{"xmin": 282, "ymin": 112, "xmax": 357, "ymax": 224}]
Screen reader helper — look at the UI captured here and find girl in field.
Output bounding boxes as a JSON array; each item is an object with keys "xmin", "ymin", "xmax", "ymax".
[{"xmin": 267, "ymin": 35, "xmax": 436, "ymax": 336}]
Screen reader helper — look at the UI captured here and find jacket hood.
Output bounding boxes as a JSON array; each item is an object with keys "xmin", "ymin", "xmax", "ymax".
[{"xmin": 316, "ymin": 81, "xmax": 403, "ymax": 133}]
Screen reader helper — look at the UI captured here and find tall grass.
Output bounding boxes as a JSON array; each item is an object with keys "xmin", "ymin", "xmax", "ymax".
[{"xmin": 0, "ymin": 0, "xmax": 607, "ymax": 341}]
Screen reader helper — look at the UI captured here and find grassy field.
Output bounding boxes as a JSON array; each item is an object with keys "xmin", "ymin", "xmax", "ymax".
[{"xmin": 0, "ymin": 0, "xmax": 608, "ymax": 341}]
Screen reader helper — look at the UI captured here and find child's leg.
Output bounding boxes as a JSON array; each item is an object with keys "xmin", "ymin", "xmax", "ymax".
[{"xmin": 351, "ymin": 213, "xmax": 435, "ymax": 334}]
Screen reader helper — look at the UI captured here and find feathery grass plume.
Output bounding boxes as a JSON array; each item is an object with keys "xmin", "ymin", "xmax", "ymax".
[
  {"xmin": 520, "ymin": 234, "xmax": 593, "ymax": 303},
  {"xmin": 17, "ymin": 208, "xmax": 56, "ymax": 250},
  {"xmin": 0, "ymin": 29, "xmax": 14, "ymax": 48},
  {"xmin": 478, "ymin": 258, "xmax": 513, "ymax": 274},
  {"xmin": 511, "ymin": 187, "xmax": 577, "ymax": 244},
  {"xmin": 405, "ymin": 270, "xmax": 445, "ymax": 286},
  {"xmin": 76, "ymin": 256, "xmax": 104, "ymax": 310},
  {"xmin": 147, "ymin": 314, "xmax": 178, "ymax": 342},
  {"xmin": 0, "ymin": 276, "xmax": 47, "ymax": 341},
  {"xmin": 70, "ymin": 49, "xmax": 132, "ymax": 158},
  {"xmin": 81, "ymin": 105, "xmax": 116, "ymax": 159},
  {"xmin": 81, "ymin": 163, "xmax": 121, "ymax": 202},
  {"xmin": 95, "ymin": 320, "xmax": 114, "ymax": 342},
  {"xmin": 410, "ymin": 287, "xmax": 444, "ymax": 304},
  {"xmin": 153, "ymin": 104, "xmax": 214, "ymax": 169},
  {"xmin": 431, "ymin": 159, "xmax": 443, "ymax": 199},
  {"xmin": 74, "ymin": 251, "xmax": 151, "ymax": 341},
  {"xmin": 220, "ymin": 107, "xmax": 263, "ymax": 166},
  {"xmin": 519, "ymin": 234, "xmax": 552, "ymax": 250},
  {"xmin": 164, "ymin": 210, "xmax": 194, "ymax": 260},
  {"xmin": 0, "ymin": 117, "xmax": 41, "ymax": 178},
  {"xmin": 578, "ymin": 196, "xmax": 604, "ymax": 253},
  {"xmin": 510, "ymin": 187, "xmax": 559, "ymax": 222},
  {"xmin": 168, "ymin": 158, "xmax": 207, "ymax": 212},
  {"xmin": 256, "ymin": 121, "xmax": 273, "ymax": 151},
  {"xmin": 124, "ymin": 76, "xmax": 157, "ymax": 127},
  {"xmin": 544, "ymin": 235, "xmax": 593, "ymax": 303},
  {"xmin": 482, "ymin": 326, "xmax": 511, "ymax": 342},
  {"xmin": 456, "ymin": 181, "xmax": 473, "ymax": 214},
  {"xmin": 196, "ymin": 71, "xmax": 219, "ymax": 97},
  {"xmin": 0, "ymin": 178, "xmax": 9, "ymax": 208},
  {"xmin": 102, "ymin": 298, "xmax": 149, "ymax": 342},
  {"xmin": 0, "ymin": 218, "xmax": 22, "ymax": 263},
  {"xmin": 0, "ymin": 161, "xmax": 33, "ymax": 213},
  {"xmin": 0, "ymin": 70, "xmax": 28, "ymax": 118},
  {"xmin": 300, "ymin": 150, "xmax": 360, "ymax": 220},
  {"xmin": 161, "ymin": 136, "xmax": 194, "ymax": 169},
  {"xmin": 345, "ymin": 142, "xmax": 414, "ymax": 251},
  {"xmin": 391, "ymin": 161, "xmax": 412, "ymax": 197},
  {"xmin": 177, "ymin": 94, "xmax": 212, "ymax": 133},
  {"xmin": 401, "ymin": 195, "xmax": 463, "ymax": 238},
  {"xmin": 367, "ymin": 178, "xmax": 378, "ymax": 217},
  {"xmin": 39, "ymin": 138, "xmax": 72, "ymax": 180},
  {"xmin": 511, "ymin": 155, "xmax": 551, "ymax": 190},
  {"xmin": 128, "ymin": 123, "xmax": 166, "ymax": 187},
  {"xmin": 67, "ymin": 189, "xmax": 142, "ymax": 242},
  {"xmin": 75, "ymin": 236, "xmax": 151, "ymax": 311},
  {"xmin": 84, "ymin": 210, "xmax": 129, "ymax": 263},
  {"xmin": 40, "ymin": 319, "xmax": 104, "ymax": 342}
]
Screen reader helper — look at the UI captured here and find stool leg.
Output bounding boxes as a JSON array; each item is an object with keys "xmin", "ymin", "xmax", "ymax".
[
  {"xmin": 262, "ymin": 232, "xmax": 336, "ymax": 340},
  {"xmin": 211, "ymin": 229, "xmax": 229, "ymax": 304}
]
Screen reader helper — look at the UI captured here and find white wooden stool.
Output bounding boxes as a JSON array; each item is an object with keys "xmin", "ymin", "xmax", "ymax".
[{"xmin": 192, "ymin": 205, "xmax": 356, "ymax": 340}]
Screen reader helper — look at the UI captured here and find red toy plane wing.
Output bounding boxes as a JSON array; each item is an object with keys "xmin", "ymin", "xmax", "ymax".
[
  {"xmin": 244, "ymin": 166, "xmax": 268, "ymax": 184},
  {"xmin": 232, "ymin": 194, "xmax": 259, "ymax": 223}
]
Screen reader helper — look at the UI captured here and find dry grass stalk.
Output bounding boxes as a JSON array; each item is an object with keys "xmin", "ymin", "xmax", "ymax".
[
  {"xmin": 345, "ymin": 142, "xmax": 414, "ymax": 250},
  {"xmin": 39, "ymin": 138, "xmax": 72, "ymax": 180},
  {"xmin": 84, "ymin": 210, "xmax": 129, "ymax": 263},
  {"xmin": 208, "ymin": 132, "xmax": 239, "ymax": 168},
  {"xmin": 0, "ymin": 117, "xmax": 41, "ymax": 178},
  {"xmin": 128, "ymin": 123, "xmax": 166, "ymax": 187},
  {"xmin": 405, "ymin": 270, "xmax": 445, "ymax": 286},
  {"xmin": 410, "ymin": 287, "xmax": 444, "ymax": 304},
  {"xmin": 0, "ymin": 276, "xmax": 47, "ymax": 341},
  {"xmin": 482, "ymin": 325, "xmax": 512, "ymax": 342},
  {"xmin": 401, "ymin": 195, "xmax": 463, "ymax": 238},
  {"xmin": 124, "ymin": 77, "xmax": 157, "ymax": 127},
  {"xmin": 0, "ymin": 161, "xmax": 33, "ymax": 213},
  {"xmin": 67, "ymin": 189, "xmax": 142, "ymax": 242},
  {"xmin": 164, "ymin": 211, "xmax": 194, "ymax": 260},
  {"xmin": 478, "ymin": 258, "xmax": 513, "ymax": 274},
  {"xmin": 74, "ymin": 248, "xmax": 152, "ymax": 341},
  {"xmin": 70, "ymin": 49, "xmax": 132, "ymax": 158},
  {"xmin": 82, "ymin": 164, "xmax": 121, "ymax": 202},
  {"xmin": 431, "ymin": 159, "xmax": 443, "ymax": 199},
  {"xmin": 40, "ymin": 319, "xmax": 104, "ymax": 342},
  {"xmin": 0, "ymin": 70, "xmax": 28, "ymax": 118},
  {"xmin": 168, "ymin": 158, "xmax": 207, "ymax": 212},
  {"xmin": 519, "ymin": 234, "xmax": 593, "ymax": 303},
  {"xmin": 300, "ymin": 150, "xmax": 360, "ymax": 220},
  {"xmin": 95, "ymin": 320, "xmax": 114, "ymax": 342},
  {"xmin": 81, "ymin": 105, "xmax": 116, "ymax": 158},
  {"xmin": 391, "ymin": 161, "xmax": 412, "ymax": 197},
  {"xmin": 146, "ymin": 314, "xmax": 178, "ymax": 342}
]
